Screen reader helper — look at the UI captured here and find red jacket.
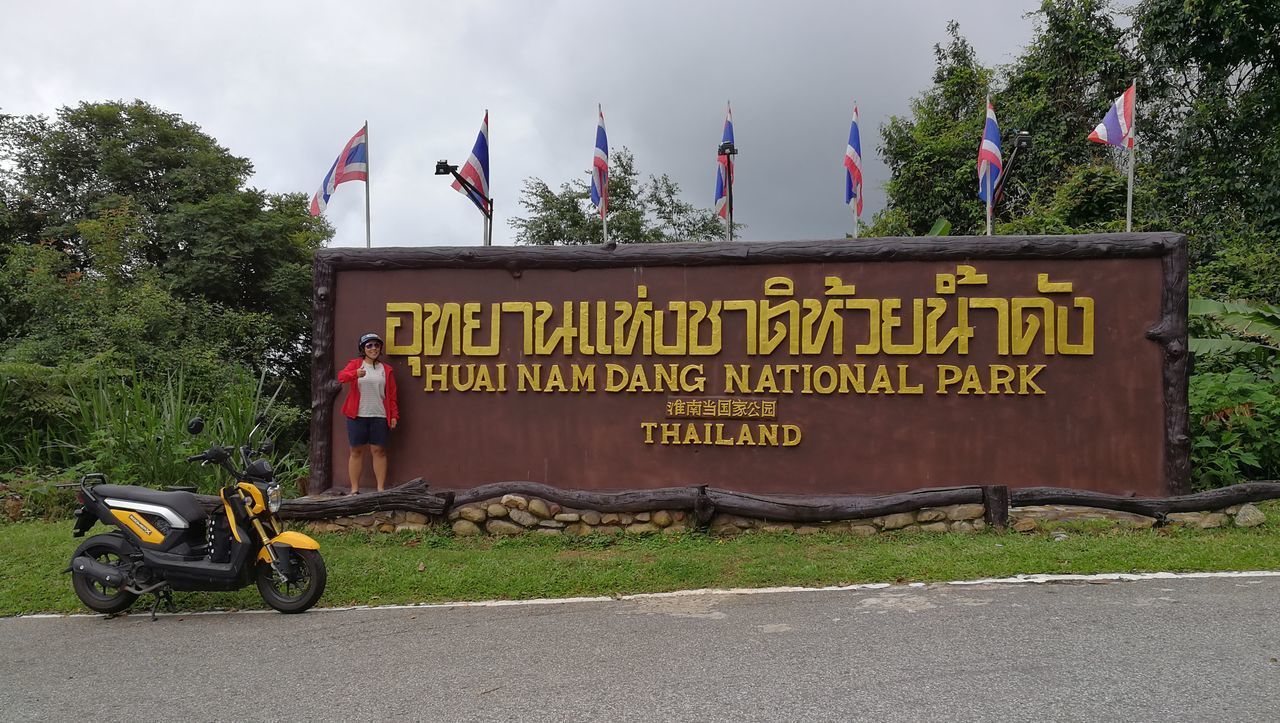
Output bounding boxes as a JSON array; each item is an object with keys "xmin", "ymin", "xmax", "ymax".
[{"xmin": 338, "ymin": 358, "xmax": 399, "ymax": 422}]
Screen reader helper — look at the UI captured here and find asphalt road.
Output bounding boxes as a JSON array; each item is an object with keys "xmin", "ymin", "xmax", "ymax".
[{"xmin": 3, "ymin": 575, "xmax": 1278, "ymax": 721}]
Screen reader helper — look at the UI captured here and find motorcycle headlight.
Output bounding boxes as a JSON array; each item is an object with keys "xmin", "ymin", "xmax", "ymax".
[{"xmin": 267, "ymin": 483, "xmax": 282, "ymax": 513}]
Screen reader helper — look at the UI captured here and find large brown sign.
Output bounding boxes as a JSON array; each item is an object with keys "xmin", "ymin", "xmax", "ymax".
[{"xmin": 310, "ymin": 234, "xmax": 1188, "ymax": 497}]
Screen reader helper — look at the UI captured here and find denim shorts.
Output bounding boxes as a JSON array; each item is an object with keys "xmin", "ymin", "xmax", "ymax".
[{"xmin": 346, "ymin": 417, "xmax": 389, "ymax": 447}]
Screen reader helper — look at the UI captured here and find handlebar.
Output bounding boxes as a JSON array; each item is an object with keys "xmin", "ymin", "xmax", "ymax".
[
  {"xmin": 186, "ymin": 447, "xmax": 231, "ymax": 464},
  {"xmin": 185, "ymin": 431, "xmax": 272, "ymax": 483}
]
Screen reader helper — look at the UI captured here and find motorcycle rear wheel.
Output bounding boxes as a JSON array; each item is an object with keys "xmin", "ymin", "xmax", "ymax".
[
  {"xmin": 256, "ymin": 549, "xmax": 326, "ymax": 614},
  {"xmin": 71, "ymin": 533, "xmax": 139, "ymax": 614}
]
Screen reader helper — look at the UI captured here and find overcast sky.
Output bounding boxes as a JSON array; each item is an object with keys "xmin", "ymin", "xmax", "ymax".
[{"xmin": 3, "ymin": 1, "xmax": 1043, "ymax": 247}]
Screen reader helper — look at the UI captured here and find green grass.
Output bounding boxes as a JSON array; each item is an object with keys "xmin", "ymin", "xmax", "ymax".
[{"xmin": 4, "ymin": 506, "xmax": 1280, "ymax": 617}]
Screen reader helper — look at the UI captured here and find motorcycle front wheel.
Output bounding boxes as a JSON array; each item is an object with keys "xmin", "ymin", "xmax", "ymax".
[
  {"xmin": 256, "ymin": 549, "xmax": 326, "ymax": 614},
  {"xmin": 70, "ymin": 533, "xmax": 139, "ymax": 614}
]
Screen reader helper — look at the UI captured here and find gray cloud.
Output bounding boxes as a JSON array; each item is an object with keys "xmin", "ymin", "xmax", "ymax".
[{"xmin": 2, "ymin": 0, "xmax": 1039, "ymax": 247}]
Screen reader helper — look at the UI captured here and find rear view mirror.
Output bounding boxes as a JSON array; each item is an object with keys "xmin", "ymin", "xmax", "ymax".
[
  {"xmin": 258, "ymin": 440, "xmax": 275, "ymax": 455},
  {"xmin": 187, "ymin": 417, "xmax": 205, "ymax": 435}
]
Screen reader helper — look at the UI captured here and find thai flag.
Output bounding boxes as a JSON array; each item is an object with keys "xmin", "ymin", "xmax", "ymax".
[
  {"xmin": 1089, "ymin": 83, "xmax": 1136, "ymax": 149},
  {"xmin": 452, "ymin": 112, "xmax": 491, "ymax": 214},
  {"xmin": 844, "ymin": 105, "xmax": 863, "ymax": 218},
  {"xmin": 309, "ymin": 125, "xmax": 368, "ymax": 216},
  {"xmin": 714, "ymin": 102, "xmax": 734, "ymax": 219},
  {"xmin": 590, "ymin": 105, "xmax": 609, "ymax": 218},
  {"xmin": 976, "ymin": 100, "xmax": 1003, "ymax": 203}
]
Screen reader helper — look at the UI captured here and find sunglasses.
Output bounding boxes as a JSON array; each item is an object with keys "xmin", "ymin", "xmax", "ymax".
[{"xmin": 363, "ymin": 342, "xmax": 382, "ymax": 349}]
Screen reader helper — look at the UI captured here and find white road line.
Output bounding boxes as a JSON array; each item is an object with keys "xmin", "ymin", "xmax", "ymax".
[{"xmin": 18, "ymin": 569, "xmax": 1280, "ymax": 620}]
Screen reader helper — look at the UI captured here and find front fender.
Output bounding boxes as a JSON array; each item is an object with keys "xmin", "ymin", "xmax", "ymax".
[{"xmin": 255, "ymin": 530, "xmax": 321, "ymax": 562}]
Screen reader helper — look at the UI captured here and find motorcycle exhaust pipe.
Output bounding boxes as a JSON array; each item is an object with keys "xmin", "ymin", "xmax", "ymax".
[{"xmin": 70, "ymin": 556, "xmax": 126, "ymax": 589}]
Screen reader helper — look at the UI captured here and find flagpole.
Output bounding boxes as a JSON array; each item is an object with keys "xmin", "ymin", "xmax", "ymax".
[
  {"xmin": 1125, "ymin": 143, "xmax": 1134, "ymax": 233},
  {"xmin": 718, "ymin": 101, "xmax": 736, "ymax": 243},
  {"xmin": 853, "ymin": 100, "xmax": 859, "ymax": 241},
  {"xmin": 986, "ymin": 174, "xmax": 993, "ymax": 237},
  {"xmin": 723, "ymin": 151, "xmax": 733, "ymax": 243},
  {"xmin": 363, "ymin": 121, "xmax": 371, "ymax": 248},
  {"xmin": 485, "ymin": 110, "xmax": 492, "ymax": 246},
  {"xmin": 726, "ymin": 104, "xmax": 732, "ymax": 243},
  {"xmin": 485, "ymin": 207, "xmax": 492, "ymax": 247},
  {"xmin": 982, "ymin": 95, "xmax": 992, "ymax": 237},
  {"xmin": 598, "ymin": 104, "xmax": 608, "ymax": 246},
  {"xmin": 1126, "ymin": 78, "xmax": 1136, "ymax": 233},
  {"xmin": 726, "ymin": 157, "xmax": 734, "ymax": 242}
]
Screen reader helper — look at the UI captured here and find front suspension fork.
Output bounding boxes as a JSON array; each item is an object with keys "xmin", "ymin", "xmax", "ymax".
[{"xmin": 252, "ymin": 518, "xmax": 292, "ymax": 582}]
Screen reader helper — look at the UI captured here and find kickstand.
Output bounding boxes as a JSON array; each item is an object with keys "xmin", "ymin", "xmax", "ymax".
[{"xmin": 149, "ymin": 589, "xmax": 176, "ymax": 621}]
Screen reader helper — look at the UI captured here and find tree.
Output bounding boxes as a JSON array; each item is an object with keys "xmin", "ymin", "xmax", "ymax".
[
  {"xmin": 875, "ymin": 0, "xmax": 1278, "ymax": 288},
  {"xmin": 873, "ymin": 4, "xmax": 1137, "ymax": 236},
  {"xmin": 157, "ymin": 190, "xmax": 322, "ymax": 384},
  {"xmin": 1135, "ymin": 0, "xmax": 1280, "ymax": 301},
  {"xmin": 867, "ymin": 1, "xmax": 1280, "ymax": 490},
  {"xmin": 643, "ymin": 173, "xmax": 726, "ymax": 242},
  {"xmin": 0, "ymin": 101, "xmax": 252, "ymax": 268},
  {"xmin": 510, "ymin": 148, "xmax": 727, "ymax": 245},
  {"xmin": 873, "ymin": 21, "xmax": 994, "ymax": 236},
  {"xmin": 996, "ymin": 0, "xmax": 1137, "ymax": 219},
  {"xmin": 0, "ymin": 101, "xmax": 331, "ymax": 403}
]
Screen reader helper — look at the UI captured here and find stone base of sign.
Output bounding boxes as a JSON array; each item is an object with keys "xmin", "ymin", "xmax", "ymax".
[
  {"xmin": 302, "ymin": 498, "xmax": 1268, "ymax": 537},
  {"xmin": 1009, "ymin": 503, "xmax": 1265, "ymax": 531},
  {"xmin": 305, "ymin": 508, "xmax": 433, "ymax": 534}
]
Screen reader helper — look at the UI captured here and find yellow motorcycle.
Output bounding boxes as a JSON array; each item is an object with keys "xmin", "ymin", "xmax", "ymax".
[{"xmin": 66, "ymin": 417, "xmax": 326, "ymax": 616}]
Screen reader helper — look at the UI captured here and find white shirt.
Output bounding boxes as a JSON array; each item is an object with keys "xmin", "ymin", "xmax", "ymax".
[{"xmin": 356, "ymin": 361, "xmax": 387, "ymax": 418}]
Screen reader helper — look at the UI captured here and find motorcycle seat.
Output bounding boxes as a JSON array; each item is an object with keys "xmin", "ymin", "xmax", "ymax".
[{"xmin": 94, "ymin": 484, "xmax": 208, "ymax": 525}]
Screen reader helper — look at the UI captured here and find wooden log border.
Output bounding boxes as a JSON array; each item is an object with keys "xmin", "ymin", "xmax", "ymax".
[
  {"xmin": 443, "ymin": 481, "xmax": 1280, "ymax": 526},
  {"xmin": 982, "ymin": 485, "xmax": 1011, "ymax": 529},
  {"xmin": 195, "ymin": 478, "xmax": 452, "ymax": 519},
  {"xmin": 189, "ymin": 480, "xmax": 1280, "ymax": 529},
  {"xmin": 1010, "ymin": 481, "xmax": 1280, "ymax": 519},
  {"xmin": 310, "ymin": 232, "xmax": 1190, "ymax": 497},
  {"xmin": 450, "ymin": 481, "xmax": 986, "ymax": 524}
]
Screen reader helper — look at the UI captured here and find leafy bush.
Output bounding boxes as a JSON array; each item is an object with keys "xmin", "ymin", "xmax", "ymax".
[
  {"xmin": 0, "ymin": 363, "xmax": 93, "ymax": 469},
  {"xmin": 0, "ymin": 475, "xmax": 80, "ymax": 522},
  {"xmin": 1187, "ymin": 298, "xmax": 1280, "ymax": 379},
  {"xmin": 1189, "ymin": 367, "xmax": 1280, "ymax": 490},
  {"xmin": 1188, "ymin": 227, "xmax": 1280, "ymax": 307},
  {"xmin": 0, "ymin": 366, "xmax": 306, "ymax": 495}
]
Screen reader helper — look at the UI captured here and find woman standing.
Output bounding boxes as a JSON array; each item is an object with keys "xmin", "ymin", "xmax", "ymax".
[{"xmin": 337, "ymin": 332, "xmax": 399, "ymax": 493}]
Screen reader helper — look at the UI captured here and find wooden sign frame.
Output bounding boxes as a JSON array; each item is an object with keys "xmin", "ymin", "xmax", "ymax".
[{"xmin": 309, "ymin": 233, "xmax": 1188, "ymax": 496}]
